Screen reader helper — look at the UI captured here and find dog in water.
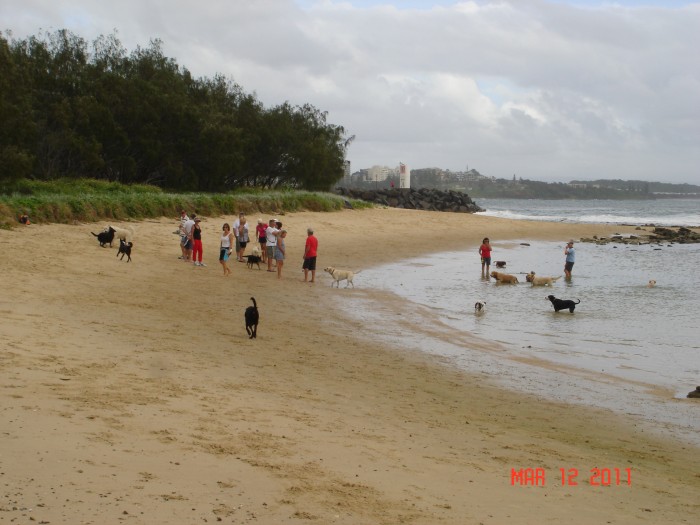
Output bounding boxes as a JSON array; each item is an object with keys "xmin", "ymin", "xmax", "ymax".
[
  {"xmin": 244, "ymin": 254, "xmax": 262, "ymax": 270},
  {"xmin": 546, "ymin": 295, "xmax": 580, "ymax": 313},
  {"xmin": 244, "ymin": 297, "xmax": 259, "ymax": 339},
  {"xmin": 92, "ymin": 226, "xmax": 116, "ymax": 247},
  {"xmin": 117, "ymin": 239, "xmax": 132, "ymax": 262},
  {"xmin": 490, "ymin": 271, "xmax": 519, "ymax": 284},
  {"xmin": 526, "ymin": 271, "xmax": 562, "ymax": 286},
  {"xmin": 474, "ymin": 301, "xmax": 486, "ymax": 313},
  {"xmin": 647, "ymin": 280, "xmax": 657, "ymax": 288},
  {"xmin": 494, "ymin": 261, "xmax": 507, "ymax": 269},
  {"xmin": 324, "ymin": 267, "xmax": 357, "ymax": 288}
]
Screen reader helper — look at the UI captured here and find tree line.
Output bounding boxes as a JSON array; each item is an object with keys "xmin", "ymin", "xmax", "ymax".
[{"xmin": 0, "ymin": 29, "xmax": 349, "ymax": 191}]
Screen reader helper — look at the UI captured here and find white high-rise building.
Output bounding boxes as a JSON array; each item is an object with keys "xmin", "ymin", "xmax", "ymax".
[{"xmin": 399, "ymin": 163, "xmax": 410, "ymax": 188}]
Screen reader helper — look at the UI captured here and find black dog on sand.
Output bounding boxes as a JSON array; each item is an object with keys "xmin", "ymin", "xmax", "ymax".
[
  {"xmin": 245, "ymin": 297, "xmax": 259, "ymax": 339},
  {"xmin": 92, "ymin": 226, "xmax": 116, "ymax": 247},
  {"xmin": 117, "ymin": 239, "xmax": 133, "ymax": 262}
]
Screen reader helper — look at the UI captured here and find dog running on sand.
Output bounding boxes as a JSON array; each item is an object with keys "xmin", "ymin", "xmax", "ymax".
[
  {"xmin": 117, "ymin": 239, "xmax": 132, "ymax": 262},
  {"xmin": 244, "ymin": 297, "xmax": 259, "ymax": 339},
  {"xmin": 546, "ymin": 295, "xmax": 580, "ymax": 313},
  {"xmin": 92, "ymin": 226, "xmax": 116, "ymax": 247}
]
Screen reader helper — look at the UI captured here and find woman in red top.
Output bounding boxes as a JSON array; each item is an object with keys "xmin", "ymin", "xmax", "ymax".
[
  {"xmin": 478, "ymin": 237, "xmax": 492, "ymax": 278},
  {"xmin": 255, "ymin": 219, "xmax": 268, "ymax": 263}
]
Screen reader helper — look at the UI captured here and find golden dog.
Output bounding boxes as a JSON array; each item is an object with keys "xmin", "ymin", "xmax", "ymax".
[
  {"xmin": 490, "ymin": 271, "xmax": 519, "ymax": 284},
  {"xmin": 525, "ymin": 271, "xmax": 562, "ymax": 286}
]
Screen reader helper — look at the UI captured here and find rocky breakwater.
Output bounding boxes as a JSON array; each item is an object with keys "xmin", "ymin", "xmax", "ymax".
[
  {"xmin": 578, "ymin": 226, "xmax": 700, "ymax": 246},
  {"xmin": 336, "ymin": 187, "xmax": 483, "ymax": 213}
]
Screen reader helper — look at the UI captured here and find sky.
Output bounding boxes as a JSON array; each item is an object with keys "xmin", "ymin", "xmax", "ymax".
[{"xmin": 2, "ymin": 0, "xmax": 699, "ymax": 183}]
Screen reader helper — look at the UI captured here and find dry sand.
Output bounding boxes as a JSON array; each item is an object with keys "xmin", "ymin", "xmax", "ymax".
[{"xmin": 2, "ymin": 207, "xmax": 698, "ymax": 524}]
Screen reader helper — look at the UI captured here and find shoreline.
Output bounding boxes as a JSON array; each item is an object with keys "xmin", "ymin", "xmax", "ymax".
[{"xmin": 2, "ymin": 208, "xmax": 699, "ymax": 524}]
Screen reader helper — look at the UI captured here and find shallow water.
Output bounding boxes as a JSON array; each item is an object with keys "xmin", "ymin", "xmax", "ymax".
[{"xmin": 334, "ymin": 239, "xmax": 700, "ymax": 445}]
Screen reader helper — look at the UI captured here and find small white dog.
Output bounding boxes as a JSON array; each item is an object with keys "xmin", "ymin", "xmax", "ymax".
[
  {"xmin": 110, "ymin": 225, "xmax": 134, "ymax": 243},
  {"xmin": 324, "ymin": 267, "xmax": 357, "ymax": 288}
]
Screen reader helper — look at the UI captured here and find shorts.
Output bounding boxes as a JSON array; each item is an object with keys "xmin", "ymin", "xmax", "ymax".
[
  {"xmin": 235, "ymin": 237, "xmax": 241, "ymax": 252},
  {"xmin": 481, "ymin": 257, "xmax": 491, "ymax": 265},
  {"xmin": 240, "ymin": 241, "xmax": 248, "ymax": 249},
  {"xmin": 266, "ymin": 246, "xmax": 275, "ymax": 258},
  {"xmin": 184, "ymin": 239, "xmax": 192, "ymax": 250},
  {"xmin": 303, "ymin": 256, "xmax": 317, "ymax": 271},
  {"xmin": 180, "ymin": 235, "xmax": 187, "ymax": 246},
  {"xmin": 565, "ymin": 261, "xmax": 574, "ymax": 272},
  {"xmin": 258, "ymin": 236, "xmax": 266, "ymax": 244},
  {"xmin": 274, "ymin": 247, "xmax": 285, "ymax": 261},
  {"xmin": 220, "ymin": 248, "xmax": 230, "ymax": 261}
]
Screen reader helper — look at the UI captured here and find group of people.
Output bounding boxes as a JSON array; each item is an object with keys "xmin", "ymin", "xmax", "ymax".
[
  {"xmin": 478, "ymin": 237, "xmax": 576, "ymax": 279},
  {"xmin": 177, "ymin": 210, "xmax": 318, "ymax": 281}
]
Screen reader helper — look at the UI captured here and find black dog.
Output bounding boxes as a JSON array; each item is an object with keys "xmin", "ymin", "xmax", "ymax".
[
  {"xmin": 494, "ymin": 261, "xmax": 507, "ymax": 268},
  {"xmin": 245, "ymin": 297, "xmax": 259, "ymax": 339},
  {"xmin": 92, "ymin": 226, "xmax": 116, "ymax": 247},
  {"xmin": 546, "ymin": 295, "xmax": 580, "ymax": 313},
  {"xmin": 244, "ymin": 254, "xmax": 262, "ymax": 270},
  {"xmin": 117, "ymin": 239, "xmax": 132, "ymax": 262}
]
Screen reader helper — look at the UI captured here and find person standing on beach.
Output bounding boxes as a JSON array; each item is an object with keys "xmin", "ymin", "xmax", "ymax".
[
  {"xmin": 265, "ymin": 218, "xmax": 278, "ymax": 272},
  {"xmin": 233, "ymin": 212, "xmax": 245, "ymax": 262},
  {"xmin": 564, "ymin": 240, "xmax": 575, "ymax": 279},
  {"xmin": 219, "ymin": 223, "xmax": 234, "ymax": 276},
  {"xmin": 302, "ymin": 228, "xmax": 318, "ymax": 283},
  {"xmin": 178, "ymin": 209, "xmax": 189, "ymax": 259},
  {"xmin": 256, "ymin": 219, "xmax": 268, "ymax": 263},
  {"xmin": 237, "ymin": 216, "xmax": 249, "ymax": 263},
  {"xmin": 182, "ymin": 213, "xmax": 196, "ymax": 262},
  {"xmin": 275, "ymin": 229, "xmax": 287, "ymax": 279},
  {"xmin": 479, "ymin": 237, "xmax": 492, "ymax": 278},
  {"xmin": 192, "ymin": 217, "xmax": 205, "ymax": 266}
]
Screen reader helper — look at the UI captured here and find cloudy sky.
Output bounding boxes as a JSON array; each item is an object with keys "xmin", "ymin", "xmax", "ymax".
[{"xmin": 2, "ymin": 0, "xmax": 698, "ymax": 183}]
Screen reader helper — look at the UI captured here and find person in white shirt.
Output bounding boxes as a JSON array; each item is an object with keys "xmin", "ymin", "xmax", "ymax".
[
  {"xmin": 232, "ymin": 212, "xmax": 245, "ymax": 262},
  {"xmin": 265, "ymin": 218, "xmax": 279, "ymax": 272}
]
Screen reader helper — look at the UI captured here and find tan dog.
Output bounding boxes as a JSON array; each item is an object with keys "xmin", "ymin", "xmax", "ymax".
[
  {"xmin": 525, "ymin": 271, "xmax": 562, "ymax": 286},
  {"xmin": 647, "ymin": 279, "xmax": 656, "ymax": 288},
  {"xmin": 490, "ymin": 271, "xmax": 519, "ymax": 284},
  {"xmin": 324, "ymin": 266, "xmax": 356, "ymax": 288}
]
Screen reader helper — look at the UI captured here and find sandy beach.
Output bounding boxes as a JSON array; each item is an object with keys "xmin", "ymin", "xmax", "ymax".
[{"xmin": 2, "ymin": 207, "xmax": 698, "ymax": 524}]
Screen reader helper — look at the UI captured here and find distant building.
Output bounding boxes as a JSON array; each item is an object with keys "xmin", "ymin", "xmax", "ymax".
[{"xmin": 399, "ymin": 163, "xmax": 410, "ymax": 188}]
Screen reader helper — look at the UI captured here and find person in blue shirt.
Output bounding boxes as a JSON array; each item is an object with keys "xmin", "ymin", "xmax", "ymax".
[{"xmin": 564, "ymin": 240, "xmax": 575, "ymax": 279}]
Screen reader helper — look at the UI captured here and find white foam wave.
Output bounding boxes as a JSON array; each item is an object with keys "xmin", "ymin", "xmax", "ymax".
[{"xmin": 476, "ymin": 210, "xmax": 700, "ymax": 227}]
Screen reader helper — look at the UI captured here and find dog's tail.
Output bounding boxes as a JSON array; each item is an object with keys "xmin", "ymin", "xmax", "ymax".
[
  {"xmin": 574, "ymin": 299, "xmax": 581, "ymax": 304},
  {"xmin": 91, "ymin": 232, "xmax": 98, "ymax": 237}
]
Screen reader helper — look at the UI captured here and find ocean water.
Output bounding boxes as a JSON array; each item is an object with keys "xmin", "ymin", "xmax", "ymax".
[
  {"xmin": 336, "ymin": 200, "xmax": 700, "ymax": 445},
  {"xmin": 475, "ymin": 198, "xmax": 700, "ymax": 227}
]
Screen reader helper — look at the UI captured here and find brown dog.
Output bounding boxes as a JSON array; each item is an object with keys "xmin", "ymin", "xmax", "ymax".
[
  {"xmin": 490, "ymin": 271, "xmax": 519, "ymax": 284},
  {"xmin": 525, "ymin": 271, "xmax": 562, "ymax": 286}
]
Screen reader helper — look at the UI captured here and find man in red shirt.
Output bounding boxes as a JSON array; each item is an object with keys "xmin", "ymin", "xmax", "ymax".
[{"xmin": 303, "ymin": 228, "xmax": 319, "ymax": 283}]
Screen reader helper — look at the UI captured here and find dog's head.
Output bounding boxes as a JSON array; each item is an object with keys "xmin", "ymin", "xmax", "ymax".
[
  {"xmin": 546, "ymin": 295, "xmax": 556, "ymax": 303},
  {"xmin": 474, "ymin": 301, "xmax": 485, "ymax": 311},
  {"xmin": 490, "ymin": 271, "xmax": 498, "ymax": 279},
  {"xmin": 324, "ymin": 267, "xmax": 335, "ymax": 274},
  {"xmin": 525, "ymin": 272, "xmax": 535, "ymax": 282},
  {"xmin": 119, "ymin": 239, "xmax": 132, "ymax": 248},
  {"xmin": 648, "ymin": 280, "xmax": 656, "ymax": 288}
]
